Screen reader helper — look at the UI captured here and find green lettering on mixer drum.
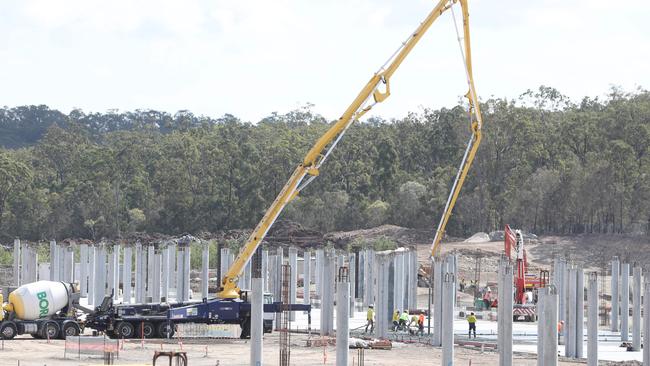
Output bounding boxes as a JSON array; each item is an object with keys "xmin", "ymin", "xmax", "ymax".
[{"xmin": 37, "ymin": 291, "xmax": 49, "ymax": 317}]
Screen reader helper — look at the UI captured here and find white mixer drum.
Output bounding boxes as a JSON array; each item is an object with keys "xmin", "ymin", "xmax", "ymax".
[{"xmin": 8, "ymin": 281, "xmax": 71, "ymax": 320}]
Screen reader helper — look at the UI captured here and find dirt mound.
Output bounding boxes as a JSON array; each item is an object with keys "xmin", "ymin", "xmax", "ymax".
[
  {"xmin": 464, "ymin": 232, "xmax": 490, "ymax": 243},
  {"xmin": 265, "ymin": 220, "xmax": 324, "ymax": 249},
  {"xmin": 325, "ymin": 225, "xmax": 432, "ymax": 248}
]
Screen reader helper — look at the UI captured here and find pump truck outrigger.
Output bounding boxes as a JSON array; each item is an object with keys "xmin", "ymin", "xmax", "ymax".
[{"xmin": 220, "ymin": 0, "xmax": 484, "ymax": 301}]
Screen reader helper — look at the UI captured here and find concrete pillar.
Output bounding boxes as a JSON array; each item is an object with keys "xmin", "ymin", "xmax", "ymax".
[
  {"xmin": 134, "ymin": 242, "xmax": 144, "ymax": 303},
  {"xmin": 336, "ymin": 267, "xmax": 350, "ymax": 366},
  {"xmin": 113, "ymin": 245, "xmax": 121, "ymax": 300},
  {"xmin": 288, "ymin": 247, "xmax": 298, "ymax": 320},
  {"xmin": 375, "ymin": 253, "xmax": 390, "ymax": 339},
  {"xmin": 499, "ymin": 261, "xmax": 513, "ymax": 366},
  {"xmin": 407, "ymin": 249, "xmax": 418, "ymax": 310},
  {"xmin": 49, "ymin": 240, "xmax": 57, "ymax": 281},
  {"xmin": 320, "ymin": 251, "xmax": 335, "ymax": 336},
  {"xmin": 202, "ymin": 243, "xmax": 209, "ymax": 299},
  {"xmin": 363, "ymin": 249, "xmax": 375, "ymax": 308},
  {"xmin": 88, "ymin": 245, "xmax": 95, "ymax": 305},
  {"xmin": 315, "ymin": 249, "xmax": 323, "ymax": 300},
  {"xmin": 576, "ymin": 268, "xmax": 584, "ymax": 358},
  {"xmin": 441, "ymin": 269, "xmax": 455, "ymax": 366},
  {"xmin": 303, "ymin": 250, "xmax": 311, "ymax": 305},
  {"xmin": 147, "ymin": 245, "xmax": 154, "ymax": 300},
  {"xmin": 152, "ymin": 249, "xmax": 161, "ymax": 302},
  {"xmin": 57, "ymin": 244, "xmax": 65, "ymax": 282},
  {"xmin": 161, "ymin": 246, "xmax": 169, "ymax": 301},
  {"xmin": 177, "ymin": 242, "xmax": 191, "ymax": 302},
  {"xmin": 538, "ymin": 287, "xmax": 558, "ymax": 366},
  {"xmin": 79, "ymin": 244, "xmax": 88, "ymax": 297},
  {"xmin": 94, "ymin": 245, "xmax": 106, "ymax": 306},
  {"xmin": 13, "ymin": 239, "xmax": 21, "ymax": 286},
  {"xmin": 123, "ymin": 246, "xmax": 132, "ymax": 304},
  {"xmin": 554, "ymin": 258, "xmax": 565, "ymax": 325},
  {"xmin": 107, "ymin": 246, "xmax": 115, "ymax": 297},
  {"xmin": 393, "ymin": 252, "xmax": 405, "ymax": 312},
  {"xmin": 643, "ymin": 273, "xmax": 650, "ymax": 365},
  {"xmin": 633, "ymin": 266, "xmax": 642, "ymax": 351},
  {"xmin": 349, "ymin": 252, "xmax": 356, "ymax": 316},
  {"xmin": 64, "ymin": 244, "xmax": 74, "ymax": 283},
  {"xmin": 566, "ymin": 267, "xmax": 576, "ymax": 357},
  {"xmin": 262, "ymin": 249, "xmax": 269, "ymax": 293},
  {"xmin": 621, "ymin": 262, "xmax": 630, "ymax": 341},
  {"xmin": 275, "ymin": 247, "xmax": 284, "ymax": 306},
  {"xmin": 432, "ymin": 258, "xmax": 443, "ymax": 346},
  {"xmin": 168, "ymin": 243, "xmax": 177, "ymax": 289},
  {"xmin": 587, "ymin": 272, "xmax": 598, "ymax": 366},
  {"xmin": 611, "ymin": 257, "xmax": 620, "ymax": 331},
  {"xmin": 250, "ymin": 248, "xmax": 263, "ymax": 366},
  {"xmin": 220, "ymin": 248, "xmax": 230, "ymax": 284}
]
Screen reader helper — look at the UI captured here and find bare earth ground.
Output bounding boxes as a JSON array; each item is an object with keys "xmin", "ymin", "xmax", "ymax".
[{"xmin": 0, "ymin": 333, "xmax": 588, "ymax": 366}]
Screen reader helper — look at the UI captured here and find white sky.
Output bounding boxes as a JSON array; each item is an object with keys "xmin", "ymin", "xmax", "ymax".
[{"xmin": 1, "ymin": 0, "xmax": 649, "ymax": 122}]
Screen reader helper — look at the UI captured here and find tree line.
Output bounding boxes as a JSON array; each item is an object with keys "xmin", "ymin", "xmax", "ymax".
[{"xmin": 0, "ymin": 86, "xmax": 648, "ymax": 242}]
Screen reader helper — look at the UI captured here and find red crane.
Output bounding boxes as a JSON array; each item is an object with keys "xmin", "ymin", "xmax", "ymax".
[{"xmin": 504, "ymin": 225, "xmax": 527, "ymax": 304}]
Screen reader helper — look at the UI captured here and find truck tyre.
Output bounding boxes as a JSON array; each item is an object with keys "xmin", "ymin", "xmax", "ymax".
[
  {"xmin": 136, "ymin": 322, "xmax": 155, "ymax": 338},
  {"xmin": 41, "ymin": 321, "xmax": 59, "ymax": 340},
  {"xmin": 0, "ymin": 322, "xmax": 17, "ymax": 340},
  {"xmin": 61, "ymin": 322, "xmax": 80, "ymax": 338},
  {"xmin": 156, "ymin": 322, "xmax": 175, "ymax": 339},
  {"xmin": 115, "ymin": 322, "xmax": 135, "ymax": 338}
]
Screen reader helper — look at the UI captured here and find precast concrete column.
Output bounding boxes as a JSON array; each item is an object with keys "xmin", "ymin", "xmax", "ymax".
[
  {"xmin": 587, "ymin": 272, "xmax": 598, "ymax": 366},
  {"xmin": 303, "ymin": 250, "xmax": 311, "ymax": 305},
  {"xmin": 408, "ymin": 249, "xmax": 418, "ymax": 310},
  {"xmin": 566, "ymin": 267, "xmax": 576, "ymax": 357},
  {"xmin": 320, "ymin": 251, "xmax": 335, "ymax": 336},
  {"xmin": 633, "ymin": 266, "xmax": 642, "ymax": 351},
  {"xmin": 643, "ymin": 273, "xmax": 650, "ymax": 365},
  {"xmin": 262, "ymin": 249, "xmax": 269, "ymax": 293},
  {"xmin": 441, "ymin": 269, "xmax": 455, "ymax": 366},
  {"xmin": 107, "ymin": 246, "xmax": 115, "ymax": 298},
  {"xmin": 184, "ymin": 242, "xmax": 192, "ymax": 300},
  {"xmin": 113, "ymin": 245, "xmax": 121, "ymax": 300},
  {"xmin": 576, "ymin": 268, "xmax": 584, "ymax": 358},
  {"xmin": 220, "ymin": 247, "xmax": 230, "ymax": 284},
  {"xmin": 268, "ymin": 254, "xmax": 276, "ymax": 303},
  {"xmin": 288, "ymin": 247, "xmax": 298, "ymax": 321},
  {"xmin": 64, "ymin": 244, "xmax": 74, "ymax": 283},
  {"xmin": 275, "ymin": 247, "xmax": 284, "ymax": 304},
  {"xmin": 364, "ymin": 249, "xmax": 375, "ymax": 308},
  {"xmin": 499, "ymin": 261, "xmax": 513, "ymax": 366},
  {"xmin": 79, "ymin": 244, "xmax": 88, "ymax": 297},
  {"xmin": 161, "ymin": 246, "xmax": 169, "ymax": 301},
  {"xmin": 554, "ymin": 258, "xmax": 566, "ymax": 326},
  {"xmin": 250, "ymin": 248, "xmax": 263, "ymax": 366},
  {"xmin": 611, "ymin": 257, "xmax": 620, "ymax": 331},
  {"xmin": 537, "ymin": 278, "xmax": 545, "ymax": 362},
  {"xmin": 88, "ymin": 245, "xmax": 95, "ymax": 305},
  {"xmin": 134, "ymin": 242, "xmax": 144, "ymax": 303},
  {"xmin": 123, "ymin": 246, "xmax": 132, "ymax": 304},
  {"xmin": 538, "ymin": 287, "xmax": 558, "ymax": 366},
  {"xmin": 152, "ymin": 249, "xmax": 161, "ymax": 302},
  {"xmin": 201, "ymin": 243, "xmax": 209, "ymax": 299},
  {"xmin": 168, "ymin": 243, "xmax": 177, "ymax": 289},
  {"xmin": 147, "ymin": 245, "xmax": 155, "ymax": 300},
  {"xmin": 244, "ymin": 260, "xmax": 252, "ymax": 290},
  {"xmin": 432, "ymin": 258, "xmax": 444, "ymax": 346},
  {"xmin": 94, "ymin": 245, "xmax": 107, "ymax": 306},
  {"xmin": 563, "ymin": 261, "xmax": 570, "ymax": 344},
  {"xmin": 358, "ymin": 251, "xmax": 364, "ymax": 303},
  {"xmin": 349, "ymin": 252, "xmax": 356, "ymax": 316},
  {"xmin": 13, "ymin": 239, "xmax": 21, "ymax": 286},
  {"xmin": 393, "ymin": 252, "xmax": 405, "ymax": 312},
  {"xmin": 622, "ymin": 262, "xmax": 630, "ymax": 341},
  {"xmin": 498, "ymin": 258, "xmax": 504, "ymax": 358},
  {"xmin": 336, "ymin": 267, "xmax": 350, "ymax": 366},
  {"xmin": 315, "ymin": 249, "xmax": 323, "ymax": 301},
  {"xmin": 57, "ymin": 244, "xmax": 65, "ymax": 282},
  {"xmin": 177, "ymin": 241, "xmax": 191, "ymax": 302},
  {"xmin": 375, "ymin": 254, "xmax": 390, "ymax": 339},
  {"xmin": 49, "ymin": 240, "xmax": 57, "ymax": 281}
]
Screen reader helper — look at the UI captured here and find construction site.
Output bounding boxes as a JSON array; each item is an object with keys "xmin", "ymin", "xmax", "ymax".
[{"xmin": 1, "ymin": 0, "xmax": 649, "ymax": 365}]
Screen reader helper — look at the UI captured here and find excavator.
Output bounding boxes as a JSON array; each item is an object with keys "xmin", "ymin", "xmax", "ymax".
[{"xmin": 162, "ymin": 0, "xmax": 485, "ymax": 336}]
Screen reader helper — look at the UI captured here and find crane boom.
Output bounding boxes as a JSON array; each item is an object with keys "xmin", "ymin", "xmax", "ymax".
[{"xmin": 220, "ymin": 0, "xmax": 480, "ymax": 299}]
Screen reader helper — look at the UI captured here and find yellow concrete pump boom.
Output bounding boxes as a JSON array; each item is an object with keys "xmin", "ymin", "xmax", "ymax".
[{"xmin": 219, "ymin": 0, "xmax": 482, "ymax": 299}]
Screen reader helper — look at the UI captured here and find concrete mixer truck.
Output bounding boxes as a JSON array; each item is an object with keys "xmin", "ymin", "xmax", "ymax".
[{"xmin": 0, "ymin": 281, "xmax": 85, "ymax": 340}]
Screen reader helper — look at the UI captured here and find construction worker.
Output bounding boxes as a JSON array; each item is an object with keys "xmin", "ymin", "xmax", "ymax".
[
  {"xmin": 409, "ymin": 314, "xmax": 418, "ymax": 334},
  {"xmin": 460, "ymin": 278, "xmax": 466, "ymax": 292},
  {"xmin": 399, "ymin": 310, "xmax": 409, "ymax": 330},
  {"xmin": 557, "ymin": 320, "xmax": 564, "ymax": 344},
  {"xmin": 365, "ymin": 305, "xmax": 375, "ymax": 333},
  {"xmin": 467, "ymin": 312, "xmax": 477, "ymax": 338},
  {"xmin": 417, "ymin": 313, "xmax": 425, "ymax": 336},
  {"xmin": 392, "ymin": 310, "xmax": 400, "ymax": 331}
]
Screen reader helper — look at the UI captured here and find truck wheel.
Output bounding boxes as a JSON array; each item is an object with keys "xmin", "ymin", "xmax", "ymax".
[
  {"xmin": 0, "ymin": 322, "xmax": 17, "ymax": 340},
  {"xmin": 115, "ymin": 322, "xmax": 135, "ymax": 338},
  {"xmin": 41, "ymin": 321, "xmax": 59, "ymax": 340},
  {"xmin": 156, "ymin": 322, "xmax": 175, "ymax": 339},
  {"xmin": 136, "ymin": 322, "xmax": 155, "ymax": 338},
  {"xmin": 61, "ymin": 322, "xmax": 80, "ymax": 338}
]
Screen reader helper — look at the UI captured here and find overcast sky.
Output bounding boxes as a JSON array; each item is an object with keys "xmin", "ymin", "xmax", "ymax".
[{"xmin": 1, "ymin": 0, "xmax": 648, "ymax": 122}]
